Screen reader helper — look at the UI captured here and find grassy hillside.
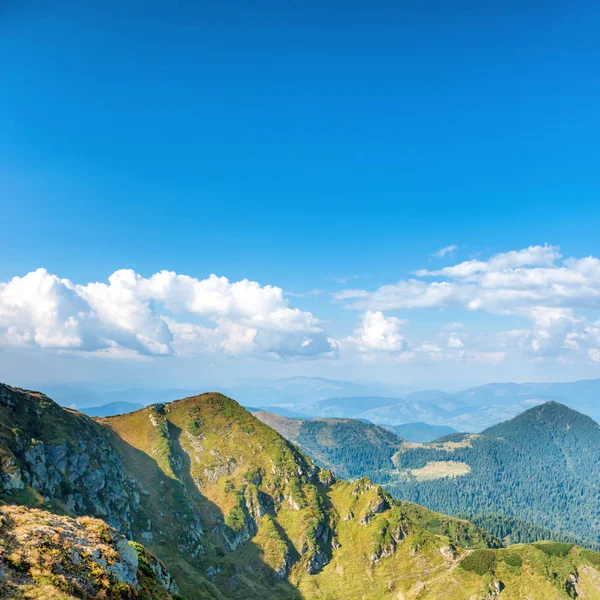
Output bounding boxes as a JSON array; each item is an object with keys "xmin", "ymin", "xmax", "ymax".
[
  {"xmin": 255, "ymin": 411, "xmax": 404, "ymax": 479},
  {"xmin": 3, "ymin": 383, "xmax": 600, "ymax": 598}
]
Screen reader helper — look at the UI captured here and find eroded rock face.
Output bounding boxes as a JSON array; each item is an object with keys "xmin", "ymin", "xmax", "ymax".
[
  {"xmin": 147, "ymin": 553, "xmax": 179, "ymax": 594},
  {"xmin": 0, "ymin": 384, "xmax": 139, "ymax": 536}
]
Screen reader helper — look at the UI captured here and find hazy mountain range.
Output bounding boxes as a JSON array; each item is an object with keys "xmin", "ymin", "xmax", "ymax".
[{"xmin": 49, "ymin": 376, "xmax": 600, "ymax": 432}]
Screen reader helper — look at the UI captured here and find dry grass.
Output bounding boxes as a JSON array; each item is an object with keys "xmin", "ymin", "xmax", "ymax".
[{"xmin": 410, "ymin": 461, "xmax": 471, "ymax": 481}]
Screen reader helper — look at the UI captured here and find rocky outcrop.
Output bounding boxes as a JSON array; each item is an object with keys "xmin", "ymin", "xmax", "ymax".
[
  {"xmin": 484, "ymin": 579, "xmax": 505, "ymax": 599},
  {"xmin": 369, "ymin": 520, "xmax": 409, "ymax": 564},
  {"xmin": 0, "ymin": 505, "xmax": 178, "ymax": 599},
  {"xmin": 129, "ymin": 540, "xmax": 179, "ymax": 595}
]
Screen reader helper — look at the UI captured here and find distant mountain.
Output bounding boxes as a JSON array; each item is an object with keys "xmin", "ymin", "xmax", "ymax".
[
  {"xmin": 246, "ymin": 405, "xmax": 313, "ymax": 419},
  {"xmin": 310, "ymin": 396, "xmax": 401, "ymax": 417},
  {"xmin": 267, "ymin": 389, "xmax": 546, "ymax": 431},
  {"xmin": 437, "ymin": 379, "xmax": 600, "ymax": 428},
  {"xmin": 254, "ymin": 412, "xmax": 404, "ymax": 479},
  {"xmin": 385, "ymin": 422, "xmax": 457, "ymax": 443},
  {"xmin": 304, "ymin": 379, "xmax": 600, "ymax": 431},
  {"xmin": 39, "ymin": 376, "xmax": 600, "ymax": 432},
  {"xmin": 41, "ymin": 383, "xmax": 202, "ymax": 409},
  {"xmin": 262, "ymin": 402, "xmax": 600, "ymax": 549},
  {"xmin": 42, "ymin": 376, "xmax": 416, "ymax": 412},
  {"xmin": 220, "ymin": 376, "xmax": 415, "ymax": 408},
  {"xmin": 388, "ymin": 402, "xmax": 600, "ymax": 549},
  {"xmin": 80, "ymin": 401, "xmax": 145, "ymax": 417}
]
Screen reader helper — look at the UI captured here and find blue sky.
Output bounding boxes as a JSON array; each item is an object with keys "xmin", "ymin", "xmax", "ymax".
[{"xmin": 1, "ymin": 0, "xmax": 600, "ymax": 389}]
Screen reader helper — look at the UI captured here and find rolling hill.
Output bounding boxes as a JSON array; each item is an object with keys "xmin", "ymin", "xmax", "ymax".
[
  {"xmin": 254, "ymin": 412, "xmax": 404, "ymax": 480},
  {"xmin": 2, "ymin": 383, "xmax": 600, "ymax": 598}
]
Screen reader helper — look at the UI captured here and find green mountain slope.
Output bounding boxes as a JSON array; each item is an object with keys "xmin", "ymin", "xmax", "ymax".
[
  {"xmin": 254, "ymin": 411, "xmax": 404, "ymax": 479},
  {"xmin": 388, "ymin": 402, "xmax": 600, "ymax": 548},
  {"xmin": 2, "ymin": 384, "xmax": 600, "ymax": 599},
  {"xmin": 260, "ymin": 401, "xmax": 600, "ymax": 550}
]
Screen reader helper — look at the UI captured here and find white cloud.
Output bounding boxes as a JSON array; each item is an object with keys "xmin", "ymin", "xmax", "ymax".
[
  {"xmin": 588, "ymin": 348, "xmax": 600, "ymax": 363},
  {"xmin": 418, "ymin": 245, "xmax": 561, "ymax": 279},
  {"xmin": 348, "ymin": 311, "xmax": 408, "ymax": 353},
  {"xmin": 336, "ymin": 244, "xmax": 600, "ymax": 364},
  {"xmin": 419, "ymin": 343, "xmax": 443, "ymax": 353},
  {"xmin": 447, "ymin": 335, "xmax": 464, "ymax": 348},
  {"xmin": 433, "ymin": 244, "xmax": 457, "ymax": 258},
  {"xmin": 0, "ymin": 268, "xmax": 336, "ymax": 359},
  {"xmin": 336, "ymin": 245, "xmax": 600, "ymax": 316}
]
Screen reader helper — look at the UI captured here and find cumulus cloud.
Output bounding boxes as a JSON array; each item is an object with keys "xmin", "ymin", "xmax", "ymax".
[
  {"xmin": 342, "ymin": 311, "xmax": 505, "ymax": 366},
  {"xmin": 336, "ymin": 244, "xmax": 600, "ymax": 316},
  {"xmin": 447, "ymin": 335, "xmax": 464, "ymax": 348},
  {"xmin": 348, "ymin": 311, "xmax": 408, "ymax": 353},
  {"xmin": 433, "ymin": 244, "xmax": 457, "ymax": 258},
  {"xmin": 336, "ymin": 245, "xmax": 600, "ymax": 364},
  {"xmin": 0, "ymin": 268, "xmax": 336, "ymax": 359}
]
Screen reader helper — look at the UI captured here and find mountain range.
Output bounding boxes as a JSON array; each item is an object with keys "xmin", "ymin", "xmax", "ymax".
[
  {"xmin": 254, "ymin": 377, "xmax": 600, "ymax": 431},
  {"xmin": 48, "ymin": 376, "xmax": 600, "ymax": 431},
  {"xmin": 257, "ymin": 402, "xmax": 600, "ymax": 550},
  {"xmin": 2, "ymin": 383, "xmax": 600, "ymax": 598}
]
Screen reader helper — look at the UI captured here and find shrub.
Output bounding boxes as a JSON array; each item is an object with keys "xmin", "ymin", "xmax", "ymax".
[
  {"xmin": 503, "ymin": 553, "xmax": 523, "ymax": 567},
  {"xmin": 129, "ymin": 541, "xmax": 154, "ymax": 577},
  {"xmin": 532, "ymin": 542, "xmax": 573, "ymax": 557},
  {"xmin": 460, "ymin": 549, "xmax": 496, "ymax": 575},
  {"xmin": 225, "ymin": 491, "xmax": 247, "ymax": 533}
]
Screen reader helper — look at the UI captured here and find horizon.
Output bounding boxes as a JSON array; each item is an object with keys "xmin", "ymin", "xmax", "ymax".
[
  {"xmin": 6, "ymin": 372, "xmax": 600, "ymax": 396},
  {"xmin": 2, "ymin": 1, "xmax": 600, "ymax": 389}
]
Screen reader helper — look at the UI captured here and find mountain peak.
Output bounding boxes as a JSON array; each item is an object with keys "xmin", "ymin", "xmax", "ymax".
[{"xmin": 483, "ymin": 400, "xmax": 600, "ymax": 438}]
